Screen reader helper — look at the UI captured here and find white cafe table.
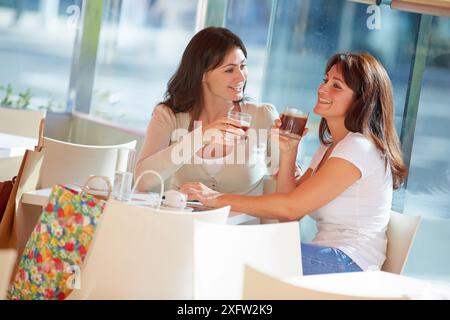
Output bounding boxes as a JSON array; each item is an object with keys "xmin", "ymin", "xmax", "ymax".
[
  {"xmin": 284, "ymin": 270, "xmax": 450, "ymax": 299},
  {"xmin": 21, "ymin": 188, "xmax": 259, "ymax": 225},
  {"xmin": 0, "ymin": 132, "xmax": 37, "ymax": 157}
]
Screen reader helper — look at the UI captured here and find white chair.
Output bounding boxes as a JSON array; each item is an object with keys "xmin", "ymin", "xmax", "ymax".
[
  {"xmin": 194, "ymin": 220, "xmax": 302, "ymax": 300},
  {"xmin": 0, "ymin": 156, "xmax": 22, "ymax": 181},
  {"xmin": 0, "ymin": 249, "xmax": 17, "ymax": 300},
  {"xmin": 382, "ymin": 211, "xmax": 421, "ymax": 274},
  {"xmin": 242, "ymin": 265, "xmax": 407, "ymax": 300},
  {"xmin": 14, "ymin": 138, "xmax": 136, "ymax": 254},
  {"xmin": 0, "ymin": 108, "xmax": 46, "ymax": 139},
  {"xmin": 68, "ymin": 200, "xmax": 230, "ymax": 300},
  {"xmin": 38, "ymin": 137, "xmax": 137, "ymax": 188}
]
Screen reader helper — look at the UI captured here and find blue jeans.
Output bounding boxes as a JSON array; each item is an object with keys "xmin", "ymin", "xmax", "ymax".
[{"xmin": 301, "ymin": 243, "xmax": 363, "ymax": 276}]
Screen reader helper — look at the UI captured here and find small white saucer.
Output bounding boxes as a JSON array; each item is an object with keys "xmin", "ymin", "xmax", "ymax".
[{"xmin": 159, "ymin": 205, "xmax": 194, "ymax": 212}]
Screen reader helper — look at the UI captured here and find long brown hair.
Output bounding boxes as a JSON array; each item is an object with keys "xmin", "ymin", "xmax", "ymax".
[
  {"xmin": 161, "ymin": 27, "xmax": 247, "ymax": 131},
  {"xmin": 318, "ymin": 52, "xmax": 407, "ymax": 189}
]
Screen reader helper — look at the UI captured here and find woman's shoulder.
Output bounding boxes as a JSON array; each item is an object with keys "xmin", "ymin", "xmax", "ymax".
[
  {"xmin": 153, "ymin": 103, "xmax": 175, "ymax": 117},
  {"xmin": 243, "ymin": 101, "xmax": 279, "ymax": 125},
  {"xmin": 152, "ymin": 103, "xmax": 190, "ymax": 126},
  {"xmin": 244, "ymin": 101, "xmax": 277, "ymax": 114},
  {"xmin": 337, "ymin": 132, "xmax": 381, "ymax": 160},
  {"xmin": 342, "ymin": 132, "xmax": 375, "ymax": 150}
]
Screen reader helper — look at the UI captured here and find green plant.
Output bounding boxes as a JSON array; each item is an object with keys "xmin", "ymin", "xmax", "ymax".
[
  {"xmin": 16, "ymin": 88, "xmax": 32, "ymax": 109},
  {"xmin": 0, "ymin": 83, "xmax": 14, "ymax": 107},
  {"xmin": 0, "ymin": 83, "xmax": 66, "ymax": 112},
  {"xmin": 0, "ymin": 83, "xmax": 33, "ymax": 109},
  {"xmin": 38, "ymin": 96, "xmax": 65, "ymax": 112}
]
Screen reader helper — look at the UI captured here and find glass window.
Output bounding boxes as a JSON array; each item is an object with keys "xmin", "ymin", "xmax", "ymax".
[
  {"xmin": 0, "ymin": 0, "xmax": 80, "ymax": 112},
  {"xmin": 223, "ymin": 0, "xmax": 272, "ymax": 100},
  {"xmin": 91, "ymin": 0, "xmax": 198, "ymax": 130},
  {"xmin": 403, "ymin": 16, "xmax": 450, "ymax": 218},
  {"xmin": 260, "ymin": 0, "xmax": 421, "ymax": 169}
]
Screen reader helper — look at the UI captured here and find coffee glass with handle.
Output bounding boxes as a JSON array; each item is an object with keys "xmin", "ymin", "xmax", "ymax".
[
  {"xmin": 279, "ymin": 107, "xmax": 309, "ymax": 140},
  {"xmin": 226, "ymin": 110, "xmax": 252, "ymax": 143}
]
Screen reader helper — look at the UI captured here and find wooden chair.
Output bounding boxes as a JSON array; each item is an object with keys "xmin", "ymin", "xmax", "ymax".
[
  {"xmin": 39, "ymin": 137, "xmax": 137, "ymax": 188},
  {"xmin": 242, "ymin": 264, "xmax": 408, "ymax": 300},
  {"xmin": 382, "ymin": 211, "xmax": 422, "ymax": 274},
  {"xmin": 0, "ymin": 108, "xmax": 46, "ymax": 139},
  {"xmin": 14, "ymin": 137, "xmax": 137, "ymax": 255},
  {"xmin": 193, "ymin": 220, "xmax": 302, "ymax": 299}
]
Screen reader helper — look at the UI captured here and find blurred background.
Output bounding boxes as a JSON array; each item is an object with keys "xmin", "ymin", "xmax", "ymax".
[{"xmin": 0, "ymin": 0, "xmax": 449, "ymax": 280}]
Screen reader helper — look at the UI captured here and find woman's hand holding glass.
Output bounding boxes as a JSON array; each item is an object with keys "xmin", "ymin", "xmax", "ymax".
[
  {"xmin": 271, "ymin": 119, "xmax": 309, "ymax": 154},
  {"xmin": 201, "ymin": 117, "xmax": 246, "ymax": 145}
]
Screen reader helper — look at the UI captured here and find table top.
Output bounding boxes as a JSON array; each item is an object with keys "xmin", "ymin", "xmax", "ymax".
[
  {"xmin": 286, "ymin": 270, "xmax": 450, "ymax": 299},
  {"xmin": 0, "ymin": 132, "xmax": 37, "ymax": 157},
  {"xmin": 21, "ymin": 187, "xmax": 258, "ymax": 225}
]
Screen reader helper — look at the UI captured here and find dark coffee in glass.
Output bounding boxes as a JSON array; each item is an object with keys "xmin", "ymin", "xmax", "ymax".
[{"xmin": 279, "ymin": 107, "xmax": 308, "ymax": 140}]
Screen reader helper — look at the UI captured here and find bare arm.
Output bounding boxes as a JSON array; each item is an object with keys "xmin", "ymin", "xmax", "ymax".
[
  {"xmin": 296, "ymin": 168, "xmax": 313, "ymax": 186},
  {"xmin": 275, "ymin": 151, "xmax": 297, "ymax": 193},
  {"xmin": 192, "ymin": 157, "xmax": 361, "ymax": 220}
]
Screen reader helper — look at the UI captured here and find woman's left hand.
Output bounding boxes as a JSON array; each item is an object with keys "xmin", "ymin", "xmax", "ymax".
[{"xmin": 180, "ymin": 182, "xmax": 224, "ymax": 208}]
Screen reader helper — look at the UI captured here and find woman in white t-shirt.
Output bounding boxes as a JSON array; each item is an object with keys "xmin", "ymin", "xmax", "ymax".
[{"xmin": 181, "ymin": 52, "xmax": 407, "ymax": 275}]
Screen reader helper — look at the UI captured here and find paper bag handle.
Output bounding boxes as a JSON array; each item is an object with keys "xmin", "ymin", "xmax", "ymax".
[
  {"xmin": 131, "ymin": 170, "xmax": 164, "ymax": 210},
  {"xmin": 82, "ymin": 175, "xmax": 112, "ymax": 200}
]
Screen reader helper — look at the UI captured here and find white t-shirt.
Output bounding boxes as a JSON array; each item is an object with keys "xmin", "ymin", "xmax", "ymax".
[{"xmin": 308, "ymin": 132, "xmax": 392, "ymax": 271}]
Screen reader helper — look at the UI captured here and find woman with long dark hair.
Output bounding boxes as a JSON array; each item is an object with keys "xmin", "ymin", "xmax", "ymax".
[
  {"xmin": 136, "ymin": 27, "xmax": 279, "ymax": 194},
  {"xmin": 182, "ymin": 52, "xmax": 407, "ymax": 275}
]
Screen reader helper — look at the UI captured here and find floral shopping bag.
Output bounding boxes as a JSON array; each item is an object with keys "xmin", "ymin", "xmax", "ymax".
[{"xmin": 8, "ymin": 178, "xmax": 110, "ymax": 300}]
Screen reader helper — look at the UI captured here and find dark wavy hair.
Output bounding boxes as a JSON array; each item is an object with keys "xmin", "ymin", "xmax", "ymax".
[
  {"xmin": 161, "ymin": 27, "xmax": 247, "ymax": 131},
  {"xmin": 319, "ymin": 52, "xmax": 407, "ymax": 189}
]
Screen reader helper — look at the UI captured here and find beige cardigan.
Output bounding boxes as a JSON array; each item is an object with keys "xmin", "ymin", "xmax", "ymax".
[{"xmin": 135, "ymin": 102, "xmax": 279, "ymax": 194}]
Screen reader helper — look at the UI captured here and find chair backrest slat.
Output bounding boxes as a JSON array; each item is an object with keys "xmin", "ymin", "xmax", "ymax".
[
  {"xmin": 382, "ymin": 211, "xmax": 421, "ymax": 274},
  {"xmin": 194, "ymin": 220, "xmax": 302, "ymax": 299},
  {"xmin": 39, "ymin": 137, "xmax": 137, "ymax": 188},
  {"xmin": 0, "ymin": 108, "xmax": 46, "ymax": 139}
]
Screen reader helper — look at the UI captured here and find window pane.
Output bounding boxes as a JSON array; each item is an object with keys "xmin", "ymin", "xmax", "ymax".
[
  {"xmin": 403, "ymin": 16, "xmax": 450, "ymax": 218},
  {"xmin": 0, "ymin": 0, "xmax": 80, "ymax": 112},
  {"xmin": 91, "ymin": 0, "xmax": 198, "ymax": 130},
  {"xmin": 261, "ymin": 0, "xmax": 420, "ymax": 170},
  {"xmin": 223, "ymin": 0, "xmax": 272, "ymax": 100}
]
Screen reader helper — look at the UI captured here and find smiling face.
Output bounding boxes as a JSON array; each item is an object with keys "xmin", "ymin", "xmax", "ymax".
[
  {"xmin": 313, "ymin": 63, "xmax": 355, "ymax": 121},
  {"xmin": 202, "ymin": 47, "xmax": 248, "ymax": 102}
]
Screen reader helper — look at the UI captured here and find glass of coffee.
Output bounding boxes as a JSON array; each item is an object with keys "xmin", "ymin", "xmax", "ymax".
[
  {"xmin": 279, "ymin": 107, "xmax": 309, "ymax": 140},
  {"xmin": 226, "ymin": 110, "xmax": 252, "ymax": 143}
]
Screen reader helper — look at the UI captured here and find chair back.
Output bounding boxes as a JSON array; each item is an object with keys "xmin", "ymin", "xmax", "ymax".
[
  {"xmin": 68, "ymin": 200, "xmax": 230, "ymax": 299},
  {"xmin": 194, "ymin": 220, "xmax": 301, "ymax": 299},
  {"xmin": 0, "ymin": 108, "xmax": 46, "ymax": 139},
  {"xmin": 242, "ymin": 265, "xmax": 407, "ymax": 300},
  {"xmin": 382, "ymin": 211, "xmax": 421, "ymax": 274},
  {"xmin": 39, "ymin": 137, "xmax": 136, "ymax": 188},
  {"xmin": 0, "ymin": 249, "xmax": 17, "ymax": 300}
]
